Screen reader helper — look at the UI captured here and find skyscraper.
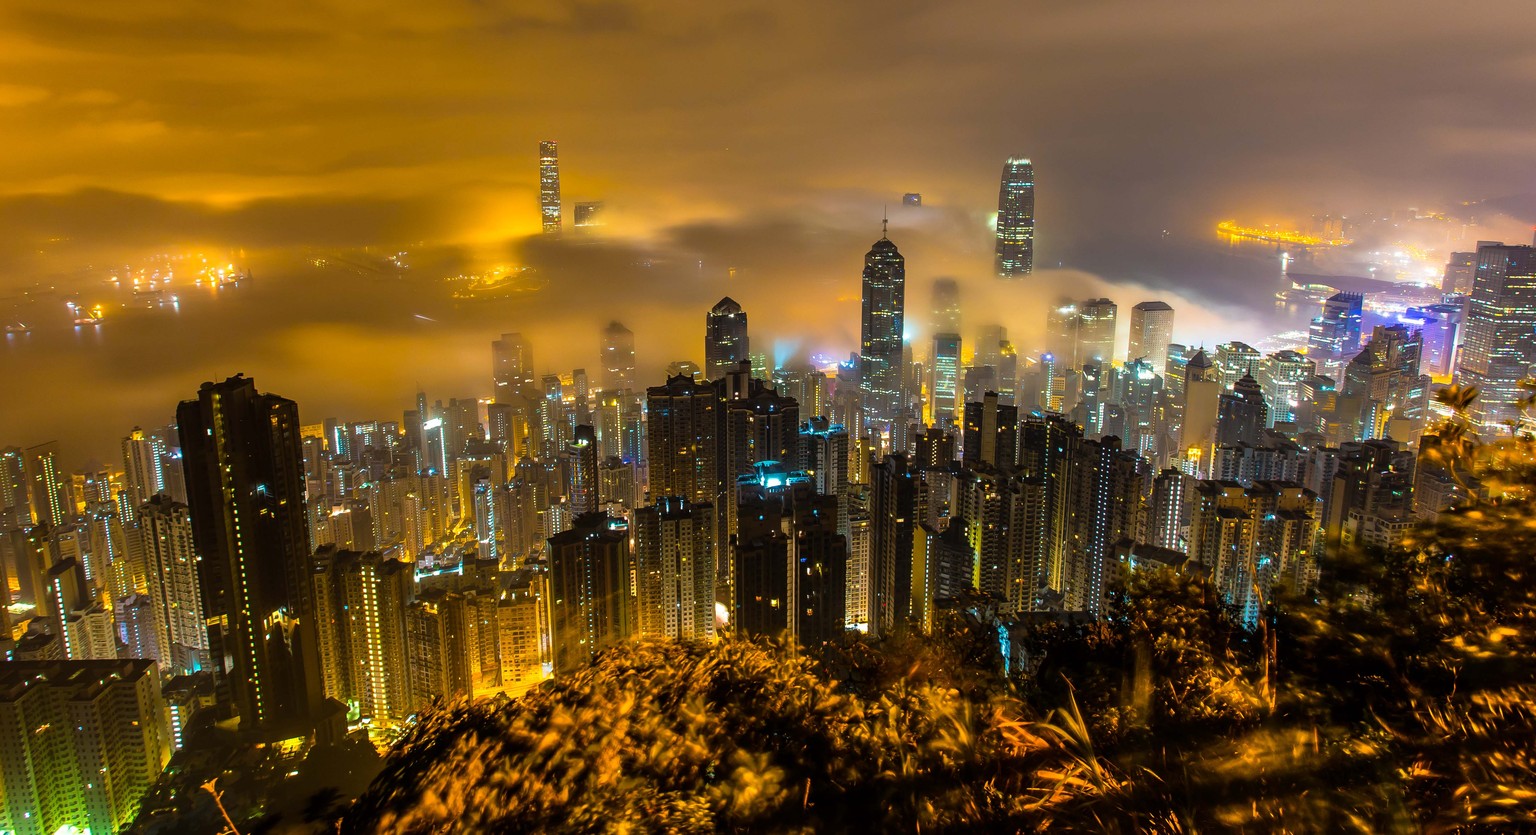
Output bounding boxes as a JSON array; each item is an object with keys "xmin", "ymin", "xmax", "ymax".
[
  {"xmin": 492, "ymin": 332, "xmax": 535, "ymax": 402},
  {"xmin": 122, "ymin": 426, "xmax": 168, "ymax": 513},
  {"xmin": 930, "ymin": 332, "xmax": 961, "ymax": 430},
  {"xmin": 601, "ymin": 320, "xmax": 637, "ymax": 392},
  {"xmin": 1453, "ymin": 243, "xmax": 1536, "ymax": 434},
  {"xmin": 859, "ymin": 226, "xmax": 906, "ymax": 429},
  {"xmin": 539, "ymin": 140, "xmax": 560, "ymax": 233},
  {"xmin": 705, "ymin": 297, "xmax": 749, "ymax": 380},
  {"xmin": 1308, "ymin": 292, "xmax": 1364, "ymax": 374},
  {"xmin": 1127, "ymin": 301, "xmax": 1174, "ymax": 371},
  {"xmin": 930, "ymin": 278, "xmax": 961, "ymax": 334},
  {"xmin": 646, "ymin": 373, "xmax": 720, "ymax": 507},
  {"xmin": 1076, "ymin": 298, "xmax": 1118, "ymax": 366},
  {"xmin": 547, "ymin": 512, "xmax": 632, "ymax": 674},
  {"xmin": 138, "ymin": 495, "xmax": 208, "ymax": 675},
  {"xmin": 995, "ymin": 157, "xmax": 1036, "ymax": 277},
  {"xmin": 633, "ymin": 497, "xmax": 716, "ymax": 641},
  {"xmin": 177, "ymin": 374, "xmax": 322, "ymax": 731}
]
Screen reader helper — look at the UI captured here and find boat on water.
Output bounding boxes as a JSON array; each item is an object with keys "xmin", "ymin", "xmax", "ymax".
[{"xmin": 3, "ymin": 322, "xmax": 29, "ymax": 334}]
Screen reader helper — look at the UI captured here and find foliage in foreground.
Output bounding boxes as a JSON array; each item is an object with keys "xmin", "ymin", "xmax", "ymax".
[{"xmin": 344, "ymin": 420, "xmax": 1536, "ymax": 832}]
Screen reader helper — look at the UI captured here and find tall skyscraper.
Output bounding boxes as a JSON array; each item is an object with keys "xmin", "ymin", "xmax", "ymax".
[
  {"xmin": 539, "ymin": 140, "xmax": 560, "ymax": 233},
  {"xmin": 705, "ymin": 297, "xmax": 749, "ymax": 380},
  {"xmin": 177, "ymin": 374, "xmax": 322, "ymax": 731},
  {"xmin": 859, "ymin": 226, "xmax": 906, "ymax": 429},
  {"xmin": 122, "ymin": 426, "xmax": 168, "ymax": 513},
  {"xmin": 930, "ymin": 278, "xmax": 961, "ymax": 334},
  {"xmin": 1076, "ymin": 298, "xmax": 1118, "ymax": 366},
  {"xmin": 646, "ymin": 373, "xmax": 720, "ymax": 507},
  {"xmin": 492, "ymin": 332, "xmax": 535, "ymax": 402},
  {"xmin": 1441, "ymin": 250, "xmax": 1478, "ymax": 295},
  {"xmin": 995, "ymin": 157, "xmax": 1036, "ymax": 277},
  {"xmin": 930, "ymin": 332, "xmax": 962, "ymax": 430},
  {"xmin": 601, "ymin": 320, "xmax": 637, "ymax": 393},
  {"xmin": 1453, "ymin": 243, "xmax": 1536, "ymax": 434},
  {"xmin": 1308, "ymin": 292, "xmax": 1364, "ymax": 374},
  {"xmin": 1127, "ymin": 301, "xmax": 1174, "ymax": 371},
  {"xmin": 22, "ymin": 441, "xmax": 65, "ymax": 528},
  {"xmin": 138, "ymin": 495, "xmax": 208, "ymax": 675}
]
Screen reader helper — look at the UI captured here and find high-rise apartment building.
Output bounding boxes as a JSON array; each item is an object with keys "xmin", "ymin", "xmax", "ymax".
[
  {"xmin": 121, "ymin": 426, "xmax": 168, "ymax": 514},
  {"xmin": 1127, "ymin": 301, "xmax": 1174, "ymax": 371},
  {"xmin": 0, "ymin": 659, "xmax": 171, "ymax": 835},
  {"xmin": 633, "ymin": 498, "xmax": 716, "ymax": 641},
  {"xmin": 995, "ymin": 157, "xmax": 1036, "ymax": 277},
  {"xmin": 310, "ymin": 548, "xmax": 414, "ymax": 725},
  {"xmin": 177, "ymin": 374, "xmax": 323, "ymax": 732},
  {"xmin": 859, "ymin": 228, "xmax": 906, "ymax": 429},
  {"xmin": 138, "ymin": 495, "xmax": 208, "ymax": 675},
  {"xmin": 492, "ymin": 332, "xmax": 535, "ymax": 402},
  {"xmin": 646, "ymin": 374, "xmax": 720, "ymax": 506},
  {"xmin": 705, "ymin": 297, "xmax": 749, "ymax": 381},
  {"xmin": 547, "ymin": 512, "xmax": 632, "ymax": 674},
  {"xmin": 539, "ymin": 140, "xmax": 560, "ymax": 233},
  {"xmin": 1308, "ymin": 292, "xmax": 1364, "ymax": 374}
]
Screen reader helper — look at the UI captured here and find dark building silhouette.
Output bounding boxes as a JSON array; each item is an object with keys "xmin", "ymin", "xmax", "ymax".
[
  {"xmin": 177, "ymin": 374, "xmax": 322, "ymax": 733},
  {"xmin": 547, "ymin": 512, "xmax": 632, "ymax": 674},
  {"xmin": 705, "ymin": 297, "xmax": 750, "ymax": 381}
]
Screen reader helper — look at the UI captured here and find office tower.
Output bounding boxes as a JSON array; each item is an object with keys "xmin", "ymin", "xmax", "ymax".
[
  {"xmin": 22, "ymin": 441, "xmax": 65, "ymax": 528},
  {"xmin": 1216, "ymin": 373, "xmax": 1269, "ymax": 447},
  {"xmin": 138, "ymin": 496, "xmax": 208, "ymax": 675},
  {"xmin": 869, "ymin": 454, "xmax": 918, "ymax": 635},
  {"xmin": 1403, "ymin": 302, "xmax": 1466, "ymax": 379},
  {"xmin": 0, "ymin": 659, "xmax": 171, "ymax": 835},
  {"xmin": 1308, "ymin": 292, "xmax": 1364, "ymax": 374},
  {"xmin": 1045, "ymin": 301, "xmax": 1080, "ymax": 368},
  {"xmin": 1188, "ymin": 480, "xmax": 1318, "ymax": 625},
  {"xmin": 1180, "ymin": 350, "xmax": 1221, "ymax": 471},
  {"xmin": 547, "ymin": 512, "xmax": 632, "ymax": 674},
  {"xmin": 1213, "ymin": 341, "xmax": 1261, "ymax": 391},
  {"xmin": 1076, "ymin": 298, "xmax": 1118, "ymax": 366},
  {"xmin": 1258, "ymin": 350, "xmax": 1315, "ymax": 425},
  {"xmin": 573, "ymin": 201, "xmax": 603, "ymax": 228},
  {"xmin": 601, "ymin": 321, "xmax": 637, "ymax": 393},
  {"xmin": 931, "ymin": 278, "xmax": 961, "ymax": 334},
  {"xmin": 1441, "ymin": 250, "xmax": 1477, "ymax": 295},
  {"xmin": 177, "ymin": 374, "xmax": 322, "ymax": 731},
  {"xmin": 310, "ymin": 548, "xmax": 413, "ymax": 725},
  {"xmin": 633, "ymin": 498, "xmax": 716, "ymax": 641},
  {"xmin": 1453, "ymin": 243, "xmax": 1536, "ymax": 434},
  {"xmin": 1128, "ymin": 301, "xmax": 1174, "ymax": 371},
  {"xmin": 995, "ymin": 157, "xmax": 1036, "ymax": 277},
  {"xmin": 859, "ymin": 227, "xmax": 907, "ymax": 430},
  {"xmin": 539, "ymin": 140, "xmax": 560, "ymax": 233},
  {"xmin": 646, "ymin": 373, "xmax": 720, "ymax": 507},
  {"xmin": 492, "ymin": 332, "xmax": 535, "ymax": 402},
  {"xmin": 962, "ymin": 392, "xmax": 1018, "ymax": 469},
  {"xmin": 121, "ymin": 426, "xmax": 168, "ymax": 514},
  {"xmin": 930, "ymin": 333, "xmax": 962, "ymax": 430},
  {"xmin": 567, "ymin": 425, "xmax": 600, "ymax": 514},
  {"xmin": 734, "ymin": 464, "xmax": 846, "ymax": 644},
  {"xmin": 704, "ymin": 297, "xmax": 750, "ymax": 381}
]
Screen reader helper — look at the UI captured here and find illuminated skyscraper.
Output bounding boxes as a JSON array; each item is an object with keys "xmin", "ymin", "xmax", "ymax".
[
  {"xmin": 633, "ymin": 497, "xmax": 716, "ymax": 641},
  {"xmin": 492, "ymin": 332, "xmax": 535, "ymax": 402},
  {"xmin": 1308, "ymin": 292, "xmax": 1364, "ymax": 374},
  {"xmin": 1453, "ymin": 243, "xmax": 1536, "ymax": 434},
  {"xmin": 310, "ymin": 548, "xmax": 413, "ymax": 725},
  {"xmin": 930, "ymin": 333, "xmax": 961, "ymax": 430},
  {"xmin": 930, "ymin": 278, "xmax": 961, "ymax": 335},
  {"xmin": 1441, "ymin": 250, "xmax": 1477, "ymax": 295},
  {"xmin": 122, "ymin": 426, "xmax": 168, "ymax": 514},
  {"xmin": 601, "ymin": 320, "xmax": 637, "ymax": 392},
  {"xmin": 1127, "ymin": 301, "xmax": 1174, "ymax": 371},
  {"xmin": 995, "ymin": 157, "xmax": 1036, "ymax": 277},
  {"xmin": 859, "ymin": 227, "xmax": 906, "ymax": 429},
  {"xmin": 0, "ymin": 659, "xmax": 171, "ymax": 835},
  {"xmin": 705, "ymin": 297, "xmax": 749, "ymax": 380},
  {"xmin": 568, "ymin": 425, "xmax": 600, "ymax": 514},
  {"xmin": 138, "ymin": 496, "xmax": 208, "ymax": 675},
  {"xmin": 22, "ymin": 441, "xmax": 65, "ymax": 528},
  {"xmin": 547, "ymin": 512, "xmax": 632, "ymax": 674},
  {"xmin": 539, "ymin": 140, "xmax": 560, "ymax": 233},
  {"xmin": 1076, "ymin": 298, "xmax": 1118, "ymax": 366},
  {"xmin": 177, "ymin": 374, "xmax": 322, "ymax": 731}
]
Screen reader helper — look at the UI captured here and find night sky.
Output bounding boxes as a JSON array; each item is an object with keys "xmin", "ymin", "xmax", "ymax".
[{"xmin": 1, "ymin": 0, "xmax": 1533, "ymax": 459}]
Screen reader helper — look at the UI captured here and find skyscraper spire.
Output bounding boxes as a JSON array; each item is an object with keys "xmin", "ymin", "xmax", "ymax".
[{"xmin": 881, "ymin": 208, "xmax": 888, "ymax": 239}]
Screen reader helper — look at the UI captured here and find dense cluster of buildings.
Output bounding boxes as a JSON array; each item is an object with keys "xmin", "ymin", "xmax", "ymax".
[{"xmin": 0, "ymin": 145, "xmax": 1531, "ymax": 830}]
